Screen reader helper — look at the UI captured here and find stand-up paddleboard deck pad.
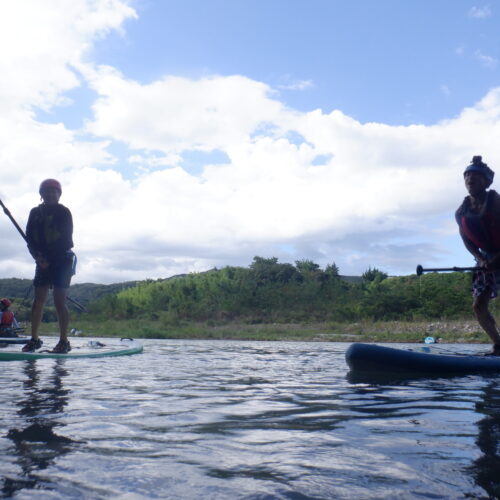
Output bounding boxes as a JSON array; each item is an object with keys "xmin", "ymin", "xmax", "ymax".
[{"xmin": 0, "ymin": 338, "xmax": 143, "ymax": 361}]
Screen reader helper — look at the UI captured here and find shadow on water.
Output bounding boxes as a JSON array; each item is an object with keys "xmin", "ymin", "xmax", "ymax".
[
  {"xmin": 469, "ymin": 382, "xmax": 500, "ymax": 499},
  {"xmin": 2, "ymin": 360, "xmax": 80, "ymax": 498}
]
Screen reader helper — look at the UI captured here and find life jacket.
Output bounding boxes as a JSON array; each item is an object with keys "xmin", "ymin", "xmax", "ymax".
[
  {"xmin": 0, "ymin": 310, "xmax": 14, "ymax": 326},
  {"xmin": 456, "ymin": 190, "xmax": 500, "ymax": 254}
]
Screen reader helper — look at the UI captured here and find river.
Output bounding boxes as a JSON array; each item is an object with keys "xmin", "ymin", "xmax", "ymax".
[{"xmin": 0, "ymin": 340, "xmax": 499, "ymax": 499}]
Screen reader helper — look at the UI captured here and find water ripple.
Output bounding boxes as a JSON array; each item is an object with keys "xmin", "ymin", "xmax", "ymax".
[{"xmin": 1, "ymin": 340, "xmax": 499, "ymax": 499}]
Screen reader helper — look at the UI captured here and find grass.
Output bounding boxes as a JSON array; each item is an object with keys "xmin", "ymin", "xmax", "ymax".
[{"xmin": 35, "ymin": 318, "xmax": 490, "ymax": 344}]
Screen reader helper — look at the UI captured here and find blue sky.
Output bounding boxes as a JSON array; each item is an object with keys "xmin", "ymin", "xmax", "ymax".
[
  {"xmin": 1, "ymin": 1, "xmax": 499, "ymax": 283},
  {"xmin": 92, "ymin": 1, "xmax": 499, "ymax": 124}
]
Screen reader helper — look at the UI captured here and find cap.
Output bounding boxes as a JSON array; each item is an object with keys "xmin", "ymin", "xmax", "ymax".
[{"xmin": 464, "ymin": 156, "xmax": 494, "ymax": 187}]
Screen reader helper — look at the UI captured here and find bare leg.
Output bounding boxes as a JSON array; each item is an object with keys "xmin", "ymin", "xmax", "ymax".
[
  {"xmin": 31, "ymin": 286, "xmax": 49, "ymax": 340},
  {"xmin": 53, "ymin": 287, "xmax": 69, "ymax": 342},
  {"xmin": 473, "ymin": 290, "xmax": 500, "ymax": 345}
]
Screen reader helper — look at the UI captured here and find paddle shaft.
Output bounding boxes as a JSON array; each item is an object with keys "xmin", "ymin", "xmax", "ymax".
[
  {"xmin": 0, "ymin": 199, "xmax": 29, "ymax": 243},
  {"xmin": 0, "ymin": 198, "xmax": 87, "ymax": 312},
  {"xmin": 416, "ymin": 264, "xmax": 480, "ymax": 276}
]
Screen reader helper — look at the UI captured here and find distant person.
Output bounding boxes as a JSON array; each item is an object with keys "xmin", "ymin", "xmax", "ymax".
[
  {"xmin": 456, "ymin": 156, "xmax": 500, "ymax": 356},
  {"xmin": 0, "ymin": 298, "xmax": 21, "ymax": 337},
  {"xmin": 23, "ymin": 179, "xmax": 76, "ymax": 353}
]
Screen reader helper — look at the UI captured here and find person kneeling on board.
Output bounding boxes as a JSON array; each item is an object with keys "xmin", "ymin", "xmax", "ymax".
[
  {"xmin": 0, "ymin": 298, "xmax": 21, "ymax": 337},
  {"xmin": 23, "ymin": 179, "xmax": 76, "ymax": 354},
  {"xmin": 456, "ymin": 156, "xmax": 500, "ymax": 356}
]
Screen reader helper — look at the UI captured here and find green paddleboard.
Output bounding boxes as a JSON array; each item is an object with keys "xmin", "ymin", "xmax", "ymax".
[{"xmin": 0, "ymin": 338, "xmax": 143, "ymax": 361}]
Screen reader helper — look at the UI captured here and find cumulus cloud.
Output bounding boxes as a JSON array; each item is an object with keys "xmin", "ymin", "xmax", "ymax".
[
  {"xmin": 0, "ymin": 0, "xmax": 136, "ymax": 112},
  {"xmin": 2, "ymin": 0, "xmax": 500, "ymax": 284},
  {"xmin": 277, "ymin": 80, "xmax": 314, "ymax": 91},
  {"xmin": 440, "ymin": 85, "xmax": 451, "ymax": 98},
  {"xmin": 76, "ymin": 69, "xmax": 500, "ymax": 280},
  {"xmin": 475, "ymin": 50, "xmax": 498, "ymax": 69},
  {"xmin": 83, "ymin": 66, "xmax": 285, "ymax": 152},
  {"xmin": 468, "ymin": 5, "xmax": 492, "ymax": 18}
]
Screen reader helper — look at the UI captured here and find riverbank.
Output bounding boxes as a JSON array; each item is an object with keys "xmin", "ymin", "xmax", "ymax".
[{"xmin": 36, "ymin": 318, "xmax": 490, "ymax": 343}]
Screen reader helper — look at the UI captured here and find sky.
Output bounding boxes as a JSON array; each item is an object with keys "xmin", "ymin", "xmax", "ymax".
[{"xmin": 1, "ymin": 0, "xmax": 500, "ymax": 284}]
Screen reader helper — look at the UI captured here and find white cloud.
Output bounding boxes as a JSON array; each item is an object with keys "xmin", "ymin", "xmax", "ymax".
[
  {"xmin": 3, "ymin": 1, "xmax": 500, "ymax": 283},
  {"xmin": 72, "ymin": 68, "xmax": 500, "ymax": 281},
  {"xmin": 128, "ymin": 153, "xmax": 182, "ymax": 169},
  {"xmin": 84, "ymin": 67, "xmax": 285, "ymax": 152},
  {"xmin": 0, "ymin": 0, "xmax": 136, "ymax": 113},
  {"xmin": 440, "ymin": 85, "xmax": 451, "ymax": 98},
  {"xmin": 475, "ymin": 50, "xmax": 498, "ymax": 69},
  {"xmin": 468, "ymin": 5, "xmax": 492, "ymax": 18},
  {"xmin": 277, "ymin": 80, "xmax": 314, "ymax": 91}
]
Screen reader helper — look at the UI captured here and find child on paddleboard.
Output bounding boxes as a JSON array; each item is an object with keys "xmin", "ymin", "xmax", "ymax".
[
  {"xmin": 456, "ymin": 156, "xmax": 500, "ymax": 356},
  {"xmin": 0, "ymin": 298, "xmax": 21, "ymax": 337},
  {"xmin": 23, "ymin": 179, "xmax": 76, "ymax": 353}
]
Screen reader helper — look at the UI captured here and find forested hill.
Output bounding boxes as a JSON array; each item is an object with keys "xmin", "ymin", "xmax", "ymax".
[
  {"xmin": 89, "ymin": 257, "xmax": 480, "ymax": 323},
  {"xmin": 0, "ymin": 278, "xmax": 139, "ymax": 307},
  {"xmin": 0, "ymin": 257, "xmax": 482, "ymax": 324}
]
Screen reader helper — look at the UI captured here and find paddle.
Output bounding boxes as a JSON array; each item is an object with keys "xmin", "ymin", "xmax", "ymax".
[
  {"xmin": 0, "ymin": 197, "xmax": 87, "ymax": 312},
  {"xmin": 416, "ymin": 264, "xmax": 480, "ymax": 276},
  {"xmin": 0, "ymin": 199, "xmax": 27, "ymax": 243}
]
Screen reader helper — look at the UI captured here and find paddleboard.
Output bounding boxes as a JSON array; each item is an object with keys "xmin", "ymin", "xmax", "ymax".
[
  {"xmin": 0, "ymin": 338, "xmax": 143, "ymax": 361},
  {"xmin": 0, "ymin": 336, "xmax": 29, "ymax": 345},
  {"xmin": 345, "ymin": 342, "xmax": 500, "ymax": 375}
]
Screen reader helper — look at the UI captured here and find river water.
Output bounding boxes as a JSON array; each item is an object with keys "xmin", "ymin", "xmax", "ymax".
[{"xmin": 0, "ymin": 340, "xmax": 499, "ymax": 499}]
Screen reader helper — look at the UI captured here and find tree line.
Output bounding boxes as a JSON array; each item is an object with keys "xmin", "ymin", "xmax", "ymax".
[
  {"xmin": 87, "ymin": 256, "xmax": 483, "ymax": 324},
  {"xmin": 3, "ymin": 257, "xmax": 488, "ymax": 325}
]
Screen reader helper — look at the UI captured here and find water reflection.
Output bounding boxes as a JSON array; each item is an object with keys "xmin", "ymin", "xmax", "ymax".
[
  {"xmin": 347, "ymin": 370, "xmax": 500, "ymax": 498},
  {"xmin": 2, "ymin": 360, "xmax": 78, "ymax": 497},
  {"xmin": 471, "ymin": 381, "xmax": 500, "ymax": 498}
]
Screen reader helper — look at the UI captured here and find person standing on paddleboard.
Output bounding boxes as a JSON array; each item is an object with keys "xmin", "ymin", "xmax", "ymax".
[
  {"xmin": 23, "ymin": 179, "xmax": 76, "ymax": 353},
  {"xmin": 456, "ymin": 156, "xmax": 500, "ymax": 356}
]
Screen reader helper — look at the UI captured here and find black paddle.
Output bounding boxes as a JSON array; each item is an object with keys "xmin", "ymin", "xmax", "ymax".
[
  {"xmin": 416, "ymin": 264, "xmax": 481, "ymax": 276},
  {"xmin": 0, "ymin": 198, "xmax": 27, "ymax": 243},
  {"xmin": 0, "ymin": 197, "xmax": 87, "ymax": 312}
]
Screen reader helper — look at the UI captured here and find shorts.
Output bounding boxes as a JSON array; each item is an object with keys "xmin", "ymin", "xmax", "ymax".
[
  {"xmin": 472, "ymin": 269, "xmax": 500, "ymax": 298},
  {"xmin": 33, "ymin": 252, "xmax": 77, "ymax": 289}
]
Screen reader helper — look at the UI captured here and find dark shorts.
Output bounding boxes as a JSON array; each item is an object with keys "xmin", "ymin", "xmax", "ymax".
[
  {"xmin": 33, "ymin": 252, "xmax": 76, "ymax": 289},
  {"xmin": 472, "ymin": 269, "xmax": 500, "ymax": 298}
]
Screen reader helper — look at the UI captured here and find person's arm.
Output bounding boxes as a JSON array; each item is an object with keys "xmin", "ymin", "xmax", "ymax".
[
  {"xmin": 26, "ymin": 207, "xmax": 49, "ymax": 268},
  {"xmin": 26, "ymin": 208, "xmax": 42, "ymax": 257}
]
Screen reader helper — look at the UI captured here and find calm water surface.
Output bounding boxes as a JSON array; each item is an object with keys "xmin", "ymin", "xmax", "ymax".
[{"xmin": 1, "ymin": 340, "xmax": 499, "ymax": 499}]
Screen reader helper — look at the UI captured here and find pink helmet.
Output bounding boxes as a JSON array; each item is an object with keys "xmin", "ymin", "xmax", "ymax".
[
  {"xmin": 39, "ymin": 178, "xmax": 62, "ymax": 195},
  {"xmin": 0, "ymin": 298, "xmax": 12, "ymax": 307}
]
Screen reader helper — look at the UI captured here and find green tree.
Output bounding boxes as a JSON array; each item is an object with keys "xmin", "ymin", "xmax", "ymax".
[{"xmin": 362, "ymin": 267, "xmax": 388, "ymax": 283}]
